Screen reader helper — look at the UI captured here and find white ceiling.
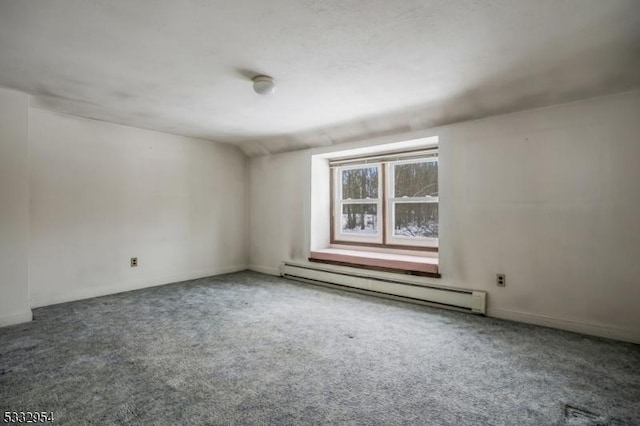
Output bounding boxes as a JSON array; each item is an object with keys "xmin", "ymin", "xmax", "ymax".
[{"xmin": 1, "ymin": 0, "xmax": 639, "ymax": 156}]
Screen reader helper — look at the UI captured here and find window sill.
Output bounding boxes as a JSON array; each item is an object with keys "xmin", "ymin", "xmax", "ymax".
[{"xmin": 309, "ymin": 248, "xmax": 440, "ymax": 277}]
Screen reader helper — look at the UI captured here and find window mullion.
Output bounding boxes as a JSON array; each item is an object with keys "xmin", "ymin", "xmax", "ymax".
[
  {"xmin": 389, "ymin": 197, "xmax": 438, "ymax": 203},
  {"xmin": 341, "ymin": 199, "xmax": 379, "ymax": 204},
  {"xmin": 382, "ymin": 163, "xmax": 387, "ymax": 245}
]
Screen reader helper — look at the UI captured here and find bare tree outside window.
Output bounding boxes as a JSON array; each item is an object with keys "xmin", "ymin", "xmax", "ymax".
[
  {"xmin": 394, "ymin": 162, "xmax": 437, "ymax": 197},
  {"xmin": 342, "ymin": 167, "xmax": 378, "ymax": 199},
  {"xmin": 342, "ymin": 204, "xmax": 377, "ymax": 234},
  {"xmin": 333, "ymin": 153, "xmax": 438, "ymax": 248},
  {"xmin": 393, "ymin": 203, "xmax": 438, "ymax": 238},
  {"xmin": 393, "ymin": 161, "xmax": 438, "ymax": 238},
  {"xmin": 341, "ymin": 167, "xmax": 379, "ymax": 234}
]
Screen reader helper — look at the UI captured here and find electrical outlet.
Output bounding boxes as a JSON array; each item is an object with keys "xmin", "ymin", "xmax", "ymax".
[
  {"xmin": 131, "ymin": 257, "xmax": 138, "ymax": 267},
  {"xmin": 496, "ymin": 273, "xmax": 506, "ymax": 287}
]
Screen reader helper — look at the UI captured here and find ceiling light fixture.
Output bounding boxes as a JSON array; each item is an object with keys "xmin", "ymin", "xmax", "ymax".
[{"xmin": 252, "ymin": 75, "xmax": 276, "ymax": 95}]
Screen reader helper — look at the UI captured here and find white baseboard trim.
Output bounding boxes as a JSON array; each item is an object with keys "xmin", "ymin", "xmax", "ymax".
[
  {"xmin": 31, "ymin": 264, "xmax": 248, "ymax": 308},
  {"xmin": 248, "ymin": 264, "xmax": 281, "ymax": 276},
  {"xmin": 0, "ymin": 310, "xmax": 33, "ymax": 328},
  {"xmin": 487, "ymin": 307, "xmax": 640, "ymax": 344}
]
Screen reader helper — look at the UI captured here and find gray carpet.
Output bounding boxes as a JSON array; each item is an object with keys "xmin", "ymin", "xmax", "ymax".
[{"xmin": 1, "ymin": 271, "xmax": 639, "ymax": 425}]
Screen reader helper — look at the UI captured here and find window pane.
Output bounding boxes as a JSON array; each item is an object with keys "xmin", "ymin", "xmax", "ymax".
[
  {"xmin": 394, "ymin": 161, "xmax": 437, "ymax": 197},
  {"xmin": 341, "ymin": 167, "xmax": 378, "ymax": 199},
  {"xmin": 341, "ymin": 204, "xmax": 378, "ymax": 234},
  {"xmin": 393, "ymin": 203, "xmax": 438, "ymax": 238}
]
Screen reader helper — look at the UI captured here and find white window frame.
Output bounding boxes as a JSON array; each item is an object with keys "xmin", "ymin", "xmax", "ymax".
[
  {"xmin": 333, "ymin": 163, "xmax": 383, "ymax": 244},
  {"xmin": 386, "ymin": 157, "xmax": 439, "ymax": 248},
  {"xmin": 331, "ymin": 149, "xmax": 439, "ymax": 250}
]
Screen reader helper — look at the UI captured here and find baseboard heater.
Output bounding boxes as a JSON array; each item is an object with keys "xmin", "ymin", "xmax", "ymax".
[{"xmin": 280, "ymin": 261, "xmax": 486, "ymax": 314}]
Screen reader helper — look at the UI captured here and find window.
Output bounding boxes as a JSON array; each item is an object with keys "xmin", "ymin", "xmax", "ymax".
[
  {"xmin": 336, "ymin": 164, "xmax": 382, "ymax": 244},
  {"xmin": 331, "ymin": 150, "xmax": 438, "ymax": 250}
]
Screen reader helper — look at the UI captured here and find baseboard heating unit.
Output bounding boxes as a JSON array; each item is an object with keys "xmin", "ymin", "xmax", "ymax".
[{"xmin": 280, "ymin": 261, "xmax": 486, "ymax": 314}]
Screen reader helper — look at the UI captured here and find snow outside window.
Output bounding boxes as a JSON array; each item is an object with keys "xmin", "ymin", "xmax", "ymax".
[
  {"xmin": 335, "ymin": 164, "xmax": 383, "ymax": 244},
  {"xmin": 332, "ymin": 152, "xmax": 438, "ymax": 249},
  {"xmin": 386, "ymin": 157, "xmax": 438, "ymax": 247}
]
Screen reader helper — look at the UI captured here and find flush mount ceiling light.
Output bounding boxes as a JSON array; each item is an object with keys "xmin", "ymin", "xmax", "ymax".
[{"xmin": 252, "ymin": 75, "xmax": 276, "ymax": 95}]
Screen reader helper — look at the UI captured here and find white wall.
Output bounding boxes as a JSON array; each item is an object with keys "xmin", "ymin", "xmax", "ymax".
[
  {"xmin": 0, "ymin": 88, "xmax": 31, "ymax": 326},
  {"xmin": 248, "ymin": 91, "xmax": 640, "ymax": 343},
  {"xmin": 249, "ymin": 150, "xmax": 311, "ymax": 275},
  {"xmin": 28, "ymin": 108, "xmax": 247, "ymax": 307}
]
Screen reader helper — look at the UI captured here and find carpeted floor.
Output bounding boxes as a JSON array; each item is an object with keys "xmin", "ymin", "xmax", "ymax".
[{"xmin": 1, "ymin": 271, "xmax": 639, "ymax": 425}]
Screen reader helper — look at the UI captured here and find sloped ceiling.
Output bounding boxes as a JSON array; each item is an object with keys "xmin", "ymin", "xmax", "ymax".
[{"xmin": 1, "ymin": 0, "xmax": 639, "ymax": 156}]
